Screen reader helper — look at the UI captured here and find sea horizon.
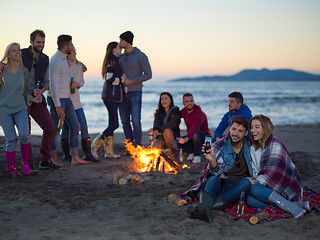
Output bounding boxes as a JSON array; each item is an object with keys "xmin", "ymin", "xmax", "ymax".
[{"xmin": 1, "ymin": 80, "xmax": 319, "ymax": 136}]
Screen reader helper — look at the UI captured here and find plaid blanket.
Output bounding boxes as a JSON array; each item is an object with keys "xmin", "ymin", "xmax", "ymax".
[
  {"xmin": 255, "ymin": 136, "xmax": 302, "ymax": 201},
  {"xmin": 223, "ymin": 187, "xmax": 320, "ymax": 223}
]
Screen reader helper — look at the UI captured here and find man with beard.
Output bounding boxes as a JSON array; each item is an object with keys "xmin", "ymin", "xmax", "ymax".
[
  {"xmin": 47, "ymin": 35, "xmax": 88, "ymax": 165},
  {"xmin": 172, "ymin": 93, "xmax": 211, "ymax": 164},
  {"xmin": 118, "ymin": 31, "xmax": 152, "ymax": 148},
  {"xmin": 214, "ymin": 92, "xmax": 252, "ymax": 142},
  {"xmin": 21, "ymin": 30, "xmax": 60, "ymax": 171},
  {"xmin": 181, "ymin": 116, "xmax": 253, "ymax": 222}
]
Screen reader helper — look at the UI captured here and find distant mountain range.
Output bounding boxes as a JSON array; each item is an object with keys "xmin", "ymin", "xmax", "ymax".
[{"xmin": 171, "ymin": 68, "xmax": 320, "ymax": 81}]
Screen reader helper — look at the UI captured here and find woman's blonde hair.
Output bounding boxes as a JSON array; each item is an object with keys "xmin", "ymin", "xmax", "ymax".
[
  {"xmin": 250, "ymin": 114, "xmax": 274, "ymax": 150},
  {"xmin": 1, "ymin": 42, "xmax": 23, "ymax": 68}
]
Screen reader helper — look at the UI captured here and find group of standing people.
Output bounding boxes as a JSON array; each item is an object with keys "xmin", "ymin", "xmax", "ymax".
[{"xmin": 0, "ymin": 29, "xmax": 152, "ymax": 176}]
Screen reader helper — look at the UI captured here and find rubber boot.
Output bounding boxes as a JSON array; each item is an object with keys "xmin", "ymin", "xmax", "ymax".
[
  {"xmin": 295, "ymin": 201, "xmax": 311, "ymax": 211},
  {"xmin": 6, "ymin": 151, "xmax": 18, "ymax": 175},
  {"xmin": 81, "ymin": 138, "xmax": 100, "ymax": 162},
  {"xmin": 91, "ymin": 134, "xmax": 105, "ymax": 159},
  {"xmin": 212, "ymin": 194, "xmax": 227, "ymax": 210},
  {"xmin": 268, "ymin": 191, "xmax": 306, "ymax": 218},
  {"xmin": 20, "ymin": 143, "xmax": 31, "ymax": 176},
  {"xmin": 103, "ymin": 136, "xmax": 120, "ymax": 158},
  {"xmin": 61, "ymin": 138, "xmax": 71, "ymax": 162},
  {"xmin": 187, "ymin": 191, "xmax": 214, "ymax": 223}
]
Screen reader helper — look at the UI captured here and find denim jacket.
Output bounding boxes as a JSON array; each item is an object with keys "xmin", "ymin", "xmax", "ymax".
[{"xmin": 214, "ymin": 137, "xmax": 253, "ymax": 177}]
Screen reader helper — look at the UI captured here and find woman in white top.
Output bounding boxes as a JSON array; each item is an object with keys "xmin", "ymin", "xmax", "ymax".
[{"xmin": 60, "ymin": 47, "xmax": 98, "ymax": 163}]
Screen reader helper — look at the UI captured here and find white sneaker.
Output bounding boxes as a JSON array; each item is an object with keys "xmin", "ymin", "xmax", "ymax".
[
  {"xmin": 192, "ymin": 156, "xmax": 201, "ymax": 164},
  {"xmin": 187, "ymin": 153, "xmax": 194, "ymax": 161}
]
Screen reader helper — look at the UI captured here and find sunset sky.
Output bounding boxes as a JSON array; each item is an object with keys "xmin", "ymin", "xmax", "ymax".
[{"xmin": 1, "ymin": 0, "xmax": 319, "ymax": 81}]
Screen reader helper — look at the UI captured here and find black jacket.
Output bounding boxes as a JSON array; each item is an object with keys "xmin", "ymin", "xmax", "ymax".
[{"xmin": 21, "ymin": 46, "xmax": 49, "ymax": 89}]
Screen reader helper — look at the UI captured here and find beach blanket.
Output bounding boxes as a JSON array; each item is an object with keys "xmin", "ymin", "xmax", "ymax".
[{"xmin": 223, "ymin": 187, "xmax": 320, "ymax": 223}]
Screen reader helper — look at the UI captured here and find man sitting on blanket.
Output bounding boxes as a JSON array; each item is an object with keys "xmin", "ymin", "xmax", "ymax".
[{"xmin": 183, "ymin": 116, "xmax": 253, "ymax": 222}]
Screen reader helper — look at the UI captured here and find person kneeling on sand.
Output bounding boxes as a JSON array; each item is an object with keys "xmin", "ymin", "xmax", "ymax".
[
  {"xmin": 181, "ymin": 116, "xmax": 252, "ymax": 222},
  {"xmin": 172, "ymin": 93, "xmax": 211, "ymax": 164},
  {"xmin": 246, "ymin": 114, "xmax": 309, "ymax": 218},
  {"xmin": 148, "ymin": 92, "xmax": 181, "ymax": 159}
]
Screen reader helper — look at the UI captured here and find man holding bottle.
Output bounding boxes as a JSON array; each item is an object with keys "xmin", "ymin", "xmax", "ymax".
[
  {"xmin": 21, "ymin": 30, "xmax": 60, "ymax": 171},
  {"xmin": 47, "ymin": 34, "xmax": 88, "ymax": 165}
]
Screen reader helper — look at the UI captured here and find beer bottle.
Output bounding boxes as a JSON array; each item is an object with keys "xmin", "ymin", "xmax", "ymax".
[{"xmin": 70, "ymin": 77, "xmax": 75, "ymax": 94}]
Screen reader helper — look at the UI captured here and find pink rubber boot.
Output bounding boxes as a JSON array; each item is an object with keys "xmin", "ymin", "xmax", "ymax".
[
  {"xmin": 6, "ymin": 151, "xmax": 18, "ymax": 175},
  {"xmin": 20, "ymin": 143, "xmax": 31, "ymax": 175}
]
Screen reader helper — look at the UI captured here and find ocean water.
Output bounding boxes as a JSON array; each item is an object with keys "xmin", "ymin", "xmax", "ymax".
[{"xmin": 1, "ymin": 80, "xmax": 320, "ymax": 136}]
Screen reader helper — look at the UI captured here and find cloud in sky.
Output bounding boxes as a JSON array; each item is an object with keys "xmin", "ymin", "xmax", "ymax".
[{"xmin": 1, "ymin": 0, "xmax": 319, "ymax": 81}]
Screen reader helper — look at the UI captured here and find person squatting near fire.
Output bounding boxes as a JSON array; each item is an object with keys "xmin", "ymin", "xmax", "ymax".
[
  {"xmin": 60, "ymin": 46, "xmax": 99, "ymax": 163},
  {"xmin": 172, "ymin": 93, "xmax": 211, "ymax": 164},
  {"xmin": 148, "ymin": 92, "xmax": 181, "ymax": 159}
]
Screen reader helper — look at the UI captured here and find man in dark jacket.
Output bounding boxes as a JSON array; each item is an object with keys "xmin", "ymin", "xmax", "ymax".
[
  {"xmin": 214, "ymin": 92, "xmax": 252, "ymax": 141},
  {"xmin": 172, "ymin": 93, "xmax": 211, "ymax": 164},
  {"xmin": 21, "ymin": 30, "xmax": 60, "ymax": 171}
]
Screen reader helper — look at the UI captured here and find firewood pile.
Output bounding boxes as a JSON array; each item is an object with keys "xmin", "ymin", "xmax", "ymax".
[{"xmin": 112, "ymin": 174, "xmax": 144, "ymax": 185}]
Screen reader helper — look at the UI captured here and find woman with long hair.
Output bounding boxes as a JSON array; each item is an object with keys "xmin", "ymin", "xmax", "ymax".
[
  {"xmin": 60, "ymin": 47, "xmax": 98, "ymax": 163},
  {"xmin": 247, "ymin": 114, "xmax": 310, "ymax": 218},
  {"xmin": 91, "ymin": 42, "xmax": 123, "ymax": 158},
  {"xmin": 148, "ymin": 92, "xmax": 181, "ymax": 158},
  {"xmin": 0, "ymin": 43, "xmax": 39, "ymax": 176}
]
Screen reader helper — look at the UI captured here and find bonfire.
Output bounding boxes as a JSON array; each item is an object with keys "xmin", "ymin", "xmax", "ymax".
[{"xmin": 125, "ymin": 141, "xmax": 189, "ymax": 174}]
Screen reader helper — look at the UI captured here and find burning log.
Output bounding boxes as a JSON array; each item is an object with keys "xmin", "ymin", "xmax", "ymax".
[
  {"xmin": 249, "ymin": 212, "xmax": 269, "ymax": 224},
  {"xmin": 160, "ymin": 151, "xmax": 180, "ymax": 171},
  {"xmin": 125, "ymin": 141, "xmax": 180, "ymax": 174},
  {"xmin": 167, "ymin": 193, "xmax": 187, "ymax": 207}
]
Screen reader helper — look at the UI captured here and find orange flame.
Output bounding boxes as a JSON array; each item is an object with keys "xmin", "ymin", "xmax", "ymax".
[
  {"xmin": 182, "ymin": 164, "xmax": 190, "ymax": 169},
  {"xmin": 125, "ymin": 141, "xmax": 178, "ymax": 174}
]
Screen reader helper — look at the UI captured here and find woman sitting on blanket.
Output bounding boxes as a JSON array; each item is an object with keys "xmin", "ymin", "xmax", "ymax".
[
  {"xmin": 247, "ymin": 114, "xmax": 310, "ymax": 218},
  {"xmin": 148, "ymin": 92, "xmax": 180, "ymax": 158}
]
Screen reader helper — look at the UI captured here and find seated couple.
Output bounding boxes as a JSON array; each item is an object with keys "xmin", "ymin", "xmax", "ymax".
[
  {"xmin": 182, "ymin": 115, "xmax": 309, "ymax": 222},
  {"xmin": 148, "ymin": 92, "xmax": 211, "ymax": 163}
]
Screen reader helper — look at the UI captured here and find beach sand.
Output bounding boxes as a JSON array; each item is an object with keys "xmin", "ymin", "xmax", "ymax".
[{"xmin": 0, "ymin": 124, "xmax": 319, "ymax": 240}]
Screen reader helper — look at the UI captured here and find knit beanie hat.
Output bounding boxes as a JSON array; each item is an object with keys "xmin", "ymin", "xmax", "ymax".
[{"xmin": 119, "ymin": 31, "xmax": 134, "ymax": 45}]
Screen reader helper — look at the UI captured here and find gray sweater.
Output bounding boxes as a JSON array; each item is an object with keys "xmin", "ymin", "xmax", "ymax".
[
  {"xmin": 0, "ymin": 67, "xmax": 31, "ymax": 114},
  {"xmin": 119, "ymin": 47, "xmax": 152, "ymax": 92}
]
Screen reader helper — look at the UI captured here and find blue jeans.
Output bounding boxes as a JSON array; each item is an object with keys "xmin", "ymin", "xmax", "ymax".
[
  {"xmin": 0, "ymin": 109, "xmax": 30, "ymax": 152},
  {"xmin": 61, "ymin": 107, "xmax": 89, "ymax": 140},
  {"xmin": 172, "ymin": 130, "xmax": 205, "ymax": 156},
  {"xmin": 47, "ymin": 97, "xmax": 80, "ymax": 156},
  {"xmin": 102, "ymin": 98, "xmax": 119, "ymax": 138},
  {"xmin": 246, "ymin": 183, "xmax": 300, "ymax": 208},
  {"xmin": 118, "ymin": 91, "xmax": 142, "ymax": 146},
  {"xmin": 204, "ymin": 175, "xmax": 251, "ymax": 203}
]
